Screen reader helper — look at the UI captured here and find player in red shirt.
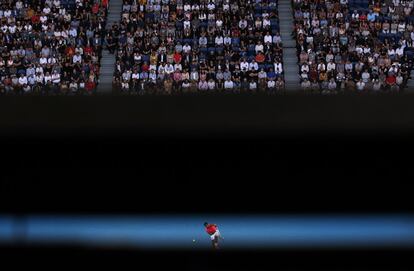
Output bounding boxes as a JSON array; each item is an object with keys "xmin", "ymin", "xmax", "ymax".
[{"xmin": 204, "ymin": 222, "xmax": 223, "ymax": 249}]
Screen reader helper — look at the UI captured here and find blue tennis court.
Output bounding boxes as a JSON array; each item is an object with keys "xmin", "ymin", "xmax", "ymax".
[{"xmin": 1, "ymin": 215, "xmax": 414, "ymax": 249}]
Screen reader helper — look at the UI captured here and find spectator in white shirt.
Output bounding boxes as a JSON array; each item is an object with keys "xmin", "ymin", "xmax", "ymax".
[
  {"xmin": 35, "ymin": 73, "xmax": 44, "ymax": 84},
  {"xmin": 328, "ymin": 78, "xmax": 337, "ymax": 90},
  {"xmin": 207, "ymin": 2, "xmax": 215, "ymax": 11},
  {"xmin": 165, "ymin": 63, "xmax": 174, "ymax": 74},
  {"xmin": 361, "ymin": 70, "xmax": 371, "ymax": 83},
  {"xmin": 207, "ymin": 79, "xmax": 216, "ymax": 90},
  {"xmin": 51, "ymin": 71, "xmax": 61, "ymax": 84},
  {"xmin": 356, "ymin": 79, "xmax": 365, "ymax": 91},
  {"xmin": 44, "ymin": 72, "xmax": 52, "ymax": 84},
  {"xmin": 215, "ymin": 35, "xmax": 224, "ymax": 46},
  {"xmin": 255, "ymin": 42, "xmax": 264, "ymax": 54},
  {"xmin": 301, "ymin": 63, "xmax": 310, "ymax": 74},
  {"xmin": 223, "ymin": 35, "xmax": 232, "ymax": 46},
  {"xmin": 39, "ymin": 56, "xmax": 48, "ymax": 65},
  {"xmin": 249, "ymin": 60, "xmax": 259, "ymax": 71},
  {"xmin": 198, "ymin": 79, "xmax": 208, "ymax": 90},
  {"xmin": 28, "ymin": 75, "xmax": 36, "ymax": 86},
  {"xmin": 240, "ymin": 59, "xmax": 249, "ymax": 72},
  {"xmin": 239, "ymin": 18, "xmax": 248, "ymax": 29},
  {"xmin": 327, "ymin": 60, "xmax": 336, "ymax": 72},
  {"xmin": 224, "ymin": 79, "xmax": 234, "ymax": 89},
  {"xmin": 182, "ymin": 43, "xmax": 191, "ymax": 53},
  {"xmin": 264, "ymin": 32, "xmax": 272, "ymax": 44},
  {"xmin": 249, "ymin": 80, "xmax": 257, "ymax": 90},
  {"xmin": 267, "ymin": 79, "xmax": 276, "ymax": 89},
  {"xmin": 317, "ymin": 62, "xmax": 326, "ymax": 72},
  {"xmin": 18, "ymin": 74, "xmax": 28, "ymax": 86},
  {"xmin": 274, "ymin": 61, "xmax": 283, "ymax": 74},
  {"xmin": 73, "ymin": 52, "xmax": 82, "ymax": 64}
]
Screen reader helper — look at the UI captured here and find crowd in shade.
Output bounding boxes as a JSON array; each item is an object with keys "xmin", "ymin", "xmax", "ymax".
[
  {"xmin": 111, "ymin": 0, "xmax": 285, "ymax": 94},
  {"xmin": 293, "ymin": 0, "xmax": 414, "ymax": 94},
  {"xmin": 0, "ymin": 0, "xmax": 109, "ymax": 95},
  {"xmin": 5, "ymin": 0, "xmax": 414, "ymax": 95}
]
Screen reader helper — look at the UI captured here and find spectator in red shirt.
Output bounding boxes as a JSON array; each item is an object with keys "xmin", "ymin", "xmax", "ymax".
[
  {"xmin": 85, "ymin": 80, "xmax": 96, "ymax": 93},
  {"xmin": 141, "ymin": 62, "xmax": 150, "ymax": 72},
  {"xmin": 84, "ymin": 44, "xmax": 94, "ymax": 55},
  {"xmin": 92, "ymin": 3, "xmax": 100, "ymax": 14},
  {"xmin": 102, "ymin": 0, "xmax": 109, "ymax": 9},
  {"xmin": 173, "ymin": 51, "xmax": 182, "ymax": 64},
  {"xmin": 31, "ymin": 14, "xmax": 40, "ymax": 24},
  {"xmin": 359, "ymin": 12, "xmax": 367, "ymax": 21},
  {"xmin": 255, "ymin": 52, "xmax": 266, "ymax": 63},
  {"xmin": 386, "ymin": 74, "xmax": 396, "ymax": 87},
  {"xmin": 66, "ymin": 46, "xmax": 76, "ymax": 58}
]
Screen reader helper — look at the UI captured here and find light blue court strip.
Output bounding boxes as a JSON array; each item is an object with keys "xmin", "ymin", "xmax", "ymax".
[
  {"xmin": 1, "ymin": 215, "xmax": 414, "ymax": 249},
  {"xmin": 0, "ymin": 216, "xmax": 14, "ymax": 242}
]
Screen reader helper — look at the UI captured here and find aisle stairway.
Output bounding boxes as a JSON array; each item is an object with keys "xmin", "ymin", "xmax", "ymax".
[
  {"xmin": 279, "ymin": 0, "xmax": 301, "ymax": 91},
  {"xmin": 98, "ymin": 0, "xmax": 123, "ymax": 93},
  {"xmin": 407, "ymin": 70, "xmax": 414, "ymax": 90}
]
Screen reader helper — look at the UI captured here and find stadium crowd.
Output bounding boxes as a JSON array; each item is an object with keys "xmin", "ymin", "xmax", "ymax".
[
  {"xmin": 112, "ymin": 0, "xmax": 285, "ymax": 94},
  {"xmin": 0, "ymin": 0, "xmax": 108, "ymax": 95},
  {"xmin": 293, "ymin": 0, "xmax": 414, "ymax": 93}
]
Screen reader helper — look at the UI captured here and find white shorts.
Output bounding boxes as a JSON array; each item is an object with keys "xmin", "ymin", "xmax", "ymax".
[{"xmin": 210, "ymin": 229, "xmax": 221, "ymax": 241}]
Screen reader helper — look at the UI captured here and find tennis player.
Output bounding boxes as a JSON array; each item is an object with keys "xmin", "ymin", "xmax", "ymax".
[{"xmin": 204, "ymin": 222, "xmax": 223, "ymax": 249}]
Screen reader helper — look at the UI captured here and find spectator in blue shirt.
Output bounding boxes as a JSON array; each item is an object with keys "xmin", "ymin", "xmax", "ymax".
[{"xmin": 367, "ymin": 11, "xmax": 377, "ymax": 22}]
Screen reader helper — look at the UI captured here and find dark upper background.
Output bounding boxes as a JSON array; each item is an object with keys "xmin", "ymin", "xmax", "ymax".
[{"xmin": 0, "ymin": 95, "xmax": 412, "ymax": 214}]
